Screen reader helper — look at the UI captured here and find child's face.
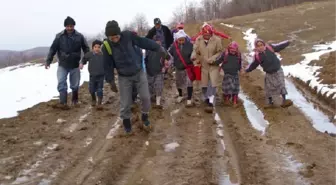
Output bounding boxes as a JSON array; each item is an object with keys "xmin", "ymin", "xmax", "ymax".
[
  {"xmin": 256, "ymin": 41, "xmax": 265, "ymax": 52},
  {"xmin": 229, "ymin": 48, "xmax": 237, "ymax": 54},
  {"xmin": 93, "ymin": 44, "xmax": 101, "ymax": 53},
  {"xmin": 177, "ymin": 37, "xmax": 185, "ymax": 45}
]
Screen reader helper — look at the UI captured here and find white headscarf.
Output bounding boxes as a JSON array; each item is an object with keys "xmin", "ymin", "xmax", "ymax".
[{"xmin": 173, "ymin": 30, "xmax": 188, "ymax": 41}]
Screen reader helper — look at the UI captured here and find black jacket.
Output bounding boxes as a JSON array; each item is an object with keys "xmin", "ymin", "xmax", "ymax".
[
  {"xmin": 145, "ymin": 46, "xmax": 167, "ymax": 76},
  {"xmin": 80, "ymin": 51, "xmax": 105, "ymax": 76},
  {"xmin": 103, "ymin": 30, "xmax": 161, "ymax": 81},
  {"xmin": 246, "ymin": 40, "xmax": 290, "ymax": 74},
  {"xmin": 46, "ymin": 30, "xmax": 90, "ymax": 69},
  {"xmin": 215, "ymin": 52, "xmax": 242, "ymax": 75},
  {"xmin": 168, "ymin": 41, "xmax": 193, "ymax": 71},
  {"xmin": 146, "ymin": 25, "xmax": 173, "ymax": 50}
]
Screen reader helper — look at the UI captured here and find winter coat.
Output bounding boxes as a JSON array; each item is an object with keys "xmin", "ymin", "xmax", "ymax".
[
  {"xmin": 102, "ymin": 30, "xmax": 161, "ymax": 80},
  {"xmin": 168, "ymin": 40, "xmax": 194, "ymax": 71},
  {"xmin": 46, "ymin": 30, "xmax": 90, "ymax": 69},
  {"xmin": 215, "ymin": 52, "xmax": 242, "ymax": 75},
  {"xmin": 146, "ymin": 25, "xmax": 173, "ymax": 50},
  {"xmin": 246, "ymin": 40, "xmax": 290, "ymax": 74},
  {"xmin": 191, "ymin": 35, "xmax": 223, "ymax": 86},
  {"xmin": 80, "ymin": 51, "xmax": 105, "ymax": 76},
  {"xmin": 145, "ymin": 46, "xmax": 167, "ymax": 76}
]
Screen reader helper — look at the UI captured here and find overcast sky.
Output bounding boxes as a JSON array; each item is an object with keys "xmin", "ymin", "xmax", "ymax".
[{"xmin": 0, "ymin": 0, "xmax": 199, "ymax": 51}]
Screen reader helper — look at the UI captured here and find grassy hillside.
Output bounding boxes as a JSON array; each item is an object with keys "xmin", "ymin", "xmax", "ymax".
[{"xmin": 0, "ymin": 47, "xmax": 49, "ymax": 68}]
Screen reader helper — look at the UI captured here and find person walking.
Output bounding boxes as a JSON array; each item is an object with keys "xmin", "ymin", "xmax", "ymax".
[
  {"xmin": 146, "ymin": 18, "xmax": 173, "ymax": 50},
  {"xmin": 45, "ymin": 16, "xmax": 90, "ymax": 109}
]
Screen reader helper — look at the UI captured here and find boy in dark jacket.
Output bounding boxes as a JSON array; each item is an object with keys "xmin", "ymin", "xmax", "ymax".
[
  {"xmin": 80, "ymin": 40, "xmax": 106, "ymax": 109},
  {"xmin": 245, "ymin": 39, "xmax": 293, "ymax": 108},
  {"xmin": 215, "ymin": 41, "xmax": 242, "ymax": 107},
  {"xmin": 145, "ymin": 35, "xmax": 170, "ymax": 109},
  {"xmin": 103, "ymin": 20, "xmax": 165, "ymax": 135},
  {"xmin": 146, "ymin": 18, "xmax": 173, "ymax": 50},
  {"xmin": 168, "ymin": 30, "xmax": 194, "ymax": 107}
]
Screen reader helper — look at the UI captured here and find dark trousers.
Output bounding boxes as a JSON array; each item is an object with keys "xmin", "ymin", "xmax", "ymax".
[{"xmin": 89, "ymin": 75, "xmax": 104, "ymax": 97}]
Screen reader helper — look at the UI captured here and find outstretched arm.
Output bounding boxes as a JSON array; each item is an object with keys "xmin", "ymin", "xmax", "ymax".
[
  {"xmin": 245, "ymin": 57, "xmax": 259, "ymax": 73},
  {"xmin": 270, "ymin": 40, "xmax": 290, "ymax": 52},
  {"xmin": 131, "ymin": 31, "xmax": 161, "ymax": 52},
  {"xmin": 80, "ymin": 52, "xmax": 91, "ymax": 65}
]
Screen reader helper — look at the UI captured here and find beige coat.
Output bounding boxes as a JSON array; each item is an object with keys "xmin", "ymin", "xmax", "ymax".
[{"xmin": 191, "ymin": 35, "xmax": 223, "ymax": 87}]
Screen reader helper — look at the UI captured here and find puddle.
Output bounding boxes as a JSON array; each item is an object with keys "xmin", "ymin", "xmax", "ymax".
[
  {"xmin": 286, "ymin": 80, "xmax": 336, "ymax": 134},
  {"xmin": 239, "ymin": 92, "xmax": 269, "ymax": 134},
  {"xmin": 106, "ymin": 118, "xmax": 121, "ymax": 139},
  {"xmin": 243, "ymin": 27, "xmax": 336, "ymax": 134},
  {"xmin": 214, "ymin": 113, "xmax": 240, "ymax": 185},
  {"xmin": 10, "ymin": 144, "xmax": 58, "ymax": 184},
  {"xmin": 164, "ymin": 142, "xmax": 180, "ymax": 152}
]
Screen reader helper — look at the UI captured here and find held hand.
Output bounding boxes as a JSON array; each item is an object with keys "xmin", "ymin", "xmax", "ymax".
[
  {"xmin": 45, "ymin": 64, "xmax": 50, "ymax": 69},
  {"xmin": 79, "ymin": 63, "xmax": 84, "ymax": 70}
]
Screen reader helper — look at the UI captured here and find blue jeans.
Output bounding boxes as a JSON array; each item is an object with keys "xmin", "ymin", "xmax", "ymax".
[
  {"xmin": 89, "ymin": 75, "xmax": 104, "ymax": 97},
  {"xmin": 57, "ymin": 66, "xmax": 80, "ymax": 93}
]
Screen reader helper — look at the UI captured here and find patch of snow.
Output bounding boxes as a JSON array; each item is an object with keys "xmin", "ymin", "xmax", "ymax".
[
  {"xmin": 56, "ymin": 118, "xmax": 66, "ymax": 124},
  {"xmin": 164, "ymin": 142, "xmax": 180, "ymax": 152},
  {"xmin": 84, "ymin": 137, "xmax": 93, "ymax": 147},
  {"xmin": 220, "ymin": 23, "xmax": 234, "ymax": 28},
  {"xmin": 243, "ymin": 28, "xmax": 336, "ymax": 134},
  {"xmin": 240, "ymin": 92, "xmax": 269, "ymax": 134},
  {"xmin": 214, "ymin": 113, "xmax": 226, "ymax": 150},
  {"xmin": 106, "ymin": 118, "xmax": 121, "ymax": 139},
  {"xmin": 0, "ymin": 62, "xmax": 89, "ymax": 119},
  {"xmin": 283, "ymin": 41, "xmax": 336, "ymax": 99}
]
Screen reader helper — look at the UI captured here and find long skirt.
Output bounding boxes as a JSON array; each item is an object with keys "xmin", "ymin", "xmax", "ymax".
[
  {"xmin": 222, "ymin": 73, "xmax": 240, "ymax": 95},
  {"xmin": 147, "ymin": 73, "xmax": 164, "ymax": 97},
  {"xmin": 264, "ymin": 68, "xmax": 287, "ymax": 98},
  {"xmin": 175, "ymin": 69, "xmax": 193, "ymax": 89}
]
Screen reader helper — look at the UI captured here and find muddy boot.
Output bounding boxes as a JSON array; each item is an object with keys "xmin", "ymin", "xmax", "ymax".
[
  {"xmin": 91, "ymin": 94, "xmax": 97, "ymax": 107},
  {"xmin": 122, "ymin": 119, "xmax": 133, "ymax": 136},
  {"xmin": 96, "ymin": 97, "xmax": 103, "ymax": 110},
  {"xmin": 223, "ymin": 95, "xmax": 231, "ymax": 106},
  {"xmin": 232, "ymin": 95, "xmax": 238, "ymax": 108},
  {"xmin": 204, "ymin": 102, "xmax": 214, "ymax": 113},
  {"xmin": 203, "ymin": 98, "xmax": 210, "ymax": 107},
  {"xmin": 281, "ymin": 99, "xmax": 293, "ymax": 108},
  {"xmin": 56, "ymin": 92, "xmax": 70, "ymax": 110},
  {"xmin": 142, "ymin": 113, "xmax": 152, "ymax": 132},
  {"xmin": 72, "ymin": 90, "xmax": 79, "ymax": 107}
]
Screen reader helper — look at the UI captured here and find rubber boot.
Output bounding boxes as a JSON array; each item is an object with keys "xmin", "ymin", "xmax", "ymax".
[
  {"xmin": 141, "ymin": 113, "xmax": 152, "ymax": 132},
  {"xmin": 232, "ymin": 95, "xmax": 238, "ymax": 108},
  {"xmin": 96, "ymin": 96, "xmax": 103, "ymax": 110},
  {"xmin": 223, "ymin": 94, "xmax": 231, "ymax": 106},
  {"xmin": 91, "ymin": 93, "xmax": 97, "ymax": 106},
  {"xmin": 72, "ymin": 90, "xmax": 79, "ymax": 106},
  {"xmin": 123, "ymin": 119, "xmax": 133, "ymax": 135},
  {"xmin": 59, "ymin": 91, "xmax": 70, "ymax": 110}
]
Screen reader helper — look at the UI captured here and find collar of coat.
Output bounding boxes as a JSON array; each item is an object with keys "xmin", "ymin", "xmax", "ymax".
[{"xmin": 60, "ymin": 29, "xmax": 80, "ymax": 36}]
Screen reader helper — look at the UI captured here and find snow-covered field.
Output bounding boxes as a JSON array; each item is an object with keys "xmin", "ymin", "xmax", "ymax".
[
  {"xmin": 282, "ymin": 41, "xmax": 336, "ymax": 99},
  {"xmin": 0, "ymin": 63, "xmax": 89, "ymax": 119}
]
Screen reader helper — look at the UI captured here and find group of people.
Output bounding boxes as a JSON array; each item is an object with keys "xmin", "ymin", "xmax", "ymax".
[{"xmin": 45, "ymin": 16, "xmax": 293, "ymax": 135}]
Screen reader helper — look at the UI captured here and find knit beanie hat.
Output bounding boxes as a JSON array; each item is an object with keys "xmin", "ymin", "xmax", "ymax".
[
  {"xmin": 154, "ymin": 18, "xmax": 161, "ymax": 25},
  {"xmin": 92, "ymin": 39, "xmax": 103, "ymax": 48},
  {"xmin": 64, "ymin": 16, "xmax": 76, "ymax": 27},
  {"xmin": 105, "ymin": 20, "xmax": 121, "ymax": 37}
]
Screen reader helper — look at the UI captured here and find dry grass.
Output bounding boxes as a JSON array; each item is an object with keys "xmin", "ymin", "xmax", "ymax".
[{"xmin": 317, "ymin": 51, "xmax": 336, "ymax": 84}]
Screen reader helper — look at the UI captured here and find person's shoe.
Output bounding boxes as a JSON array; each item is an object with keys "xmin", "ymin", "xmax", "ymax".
[
  {"xmin": 204, "ymin": 102, "xmax": 214, "ymax": 113},
  {"xmin": 185, "ymin": 100, "xmax": 195, "ymax": 108},
  {"xmin": 72, "ymin": 90, "xmax": 79, "ymax": 107},
  {"xmin": 224, "ymin": 99, "xmax": 231, "ymax": 106},
  {"xmin": 54, "ymin": 103, "xmax": 70, "ymax": 110},
  {"xmin": 203, "ymin": 98, "xmax": 210, "ymax": 106},
  {"xmin": 143, "ymin": 120, "xmax": 152, "ymax": 132},
  {"xmin": 123, "ymin": 119, "xmax": 132, "ymax": 134},
  {"xmin": 91, "ymin": 94, "xmax": 97, "ymax": 107},
  {"xmin": 281, "ymin": 99, "xmax": 293, "ymax": 108}
]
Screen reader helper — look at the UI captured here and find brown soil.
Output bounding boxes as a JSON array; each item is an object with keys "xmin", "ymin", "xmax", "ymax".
[{"xmin": 317, "ymin": 51, "xmax": 336, "ymax": 85}]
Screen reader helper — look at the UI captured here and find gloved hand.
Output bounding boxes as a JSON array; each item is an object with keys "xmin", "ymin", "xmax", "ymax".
[{"xmin": 110, "ymin": 82, "xmax": 118, "ymax": 93}]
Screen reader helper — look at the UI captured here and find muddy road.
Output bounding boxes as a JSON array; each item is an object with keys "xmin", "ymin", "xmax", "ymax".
[{"xmin": 0, "ymin": 37, "xmax": 335, "ymax": 185}]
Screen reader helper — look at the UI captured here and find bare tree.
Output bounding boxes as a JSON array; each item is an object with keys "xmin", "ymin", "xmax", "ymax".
[{"xmin": 132, "ymin": 13, "xmax": 150, "ymax": 36}]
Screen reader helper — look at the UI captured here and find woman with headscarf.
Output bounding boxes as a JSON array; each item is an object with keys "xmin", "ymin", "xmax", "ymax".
[
  {"xmin": 168, "ymin": 30, "xmax": 195, "ymax": 107},
  {"xmin": 245, "ymin": 38, "xmax": 293, "ymax": 108},
  {"xmin": 191, "ymin": 24, "xmax": 223, "ymax": 113}
]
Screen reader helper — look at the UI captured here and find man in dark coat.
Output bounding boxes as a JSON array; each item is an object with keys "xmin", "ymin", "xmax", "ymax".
[
  {"xmin": 103, "ymin": 20, "xmax": 166, "ymax": 135},
  {"xmin": 146, "ymin": 18, "xmax": 173, "ymax": 50},
  {"xmin": 45, "ymin": 16, "xmax": 90, "ymax": 109}
]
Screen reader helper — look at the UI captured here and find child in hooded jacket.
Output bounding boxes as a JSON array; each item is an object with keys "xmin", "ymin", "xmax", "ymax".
[
  {"xmin": 145, "ymin": 35, "xmax": 170, "ymax": 109},
  {"xmin": 245, "ymin": 39, "xmax": 293, "ymax": 108},
  {"xmin": 215, "ymin": 41, "xmax": 242, "ymax": 107}
]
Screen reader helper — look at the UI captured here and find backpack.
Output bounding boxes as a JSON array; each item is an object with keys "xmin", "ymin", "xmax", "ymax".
[
  {"xmin": 254, "ymin": 44, "xmax": 274, "ymax": 63},
  {"xmin": 102, "ymin": 40, "xmax": 112, "ymax": 55}
]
